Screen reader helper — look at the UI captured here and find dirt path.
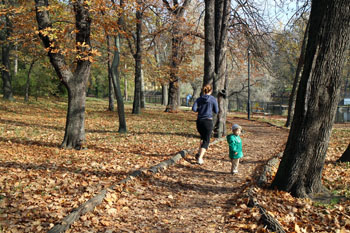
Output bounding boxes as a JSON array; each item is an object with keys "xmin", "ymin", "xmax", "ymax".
[{"xmin": 69, "ymin": 117, "xmax": 289, "ymax": 232}]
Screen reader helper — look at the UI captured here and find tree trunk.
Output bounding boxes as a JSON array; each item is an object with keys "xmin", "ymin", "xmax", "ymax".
[
  {"xmin": 337, "ymin": 144, "xmax": 350, "ymax": 162},
  {"xmin": 285, "ymin": 21, "xmax": 310, "ymax": 127},
  {"xmin": 162, "ymin": 0, "xmax": 192, "ymax": 111},
  {"xmin": 132, "ymin": 0, "xmax": 143, "ymax": 114},
  {"xmin": 162, "ymin": 83, "xmax": 168, "ymax": 105},
  {"xmin": 192, "ymin": 84, "xmax": 200, "ymax": 99},
  {"xmin": 271, "ymin": 0, "xmax": 350, "ymax": 198},
  {"xmin": 61, "ymin": 79, "xmax": 87, "ymax": 149},
  {"xmin": 107, "ymin": 35, "xmax": 114, "ymax": 111},
  {"xmin": 215, "ymin": 89, "xmax": 228, "ymax": 136},
  {"xmin": 166, "ymin": 29, "xmax": 181, "ymax": 112},
  {"xmin": 111, "ymin": 35, "xmax": 127, "ymax": 133},
  {"xmin": 165, "ymin": 81, "xmax": 179, "ymax": 112},
  {"xmin": 1, "ymin": 8, "xmax": 14, "ymax": 101},
  {"xmin": 14, "ymin": 43, "xmax": 18, "ymax": 76},
  {"xmin": 213, "ymin": 0, "xmax": 230, "ymax": 138},
  {"xmin": 203, "ymin": 0, "xmax": 215, "ymax": 87},
  {"xmin": 24, "ymin": 59, "xmax": 35, "ymax": 102},
  {"xmin": 124, "ymin": 73, "xmax": 128, "ymax": 101},
  {"xmin": 1, "ymin": 45, "xmax": 14, "ymax": 100},
  {"xmin": 35, "ymin": 0, "xmax": 92, "ymax": 149},
  {"xmin": 141, "ymin": 69, "xmax": 145, "ymax": 108}
]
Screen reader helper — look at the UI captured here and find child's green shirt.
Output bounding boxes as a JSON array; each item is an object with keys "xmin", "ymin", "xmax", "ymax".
[{"xmin": 226, "ymin": 134, "xmax": 243, "ymax": 159}]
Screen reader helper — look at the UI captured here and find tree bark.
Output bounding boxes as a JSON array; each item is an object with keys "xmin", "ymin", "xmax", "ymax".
[
  {"xmin": 141, "ymin": 68, "xmax": 145, "ymax": 108},
  {"xmin": 162, "ymin": 83, "xmax": 168, "ymax": 106},
  {"xmin": 132, "ymin": 0, "xmax": 143, "ymax": 114},
  {"xmin": 1, "ymin": 4, "xmax": 14, "ymax": 101},
  {"xmin": 1, "ymin": 44, "xmax": 14, "ymax": 101},
  {"xmin": 111, "ymin": 35, "xmax": 127, "ymax": 133},
  {"xmin": 24, "ymin": 59, "xmax": 35, "ymax": 102},
  {"xmin": 337, "ymin": 144, "xmax": 350, "ymax": 162},
  {"xmin": 107, "ymin": 35, "xmax": 114, "ymax": 111},
  {"xmin": 285, "ymin": 21, "xmax": 310, "ymax": 127},
  {"xmin": 165, "ymin": 81, "xmax": 179, "ymax": 112},
  {"xmin": 163, "ymin": 0, "xmax": 192, "ymax": 111},
  {"xmin": 203, "ymin": 0, "xmax": 215, "ymax": 87},
  {"xmin": 271, "ymin": 0, "xmax": 350, "ymax": 198},
  {"xmin": 124, "ymin": 73, "xmax": 128, "ymax": 101},
  {"xmin": 166, "ymin": 25, "xmax": 181, "ymax": 112},
  {"xmin": 35, "ymin": 0, "xmax": 92, "ymax": 149},
  {"xmin": 213, "ymin": 0, "xmax": 230, "ymax": 137}
]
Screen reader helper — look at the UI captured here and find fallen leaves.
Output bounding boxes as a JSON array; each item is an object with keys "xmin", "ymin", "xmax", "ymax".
[{"xmin": 0, "ymin": 98, "xmax": 349, "ymax": 232}]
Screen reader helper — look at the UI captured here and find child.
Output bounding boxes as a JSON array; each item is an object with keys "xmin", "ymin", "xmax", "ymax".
[{"xmin": 226, "ymin": 124, "xmax": 243, "ymax": 174}]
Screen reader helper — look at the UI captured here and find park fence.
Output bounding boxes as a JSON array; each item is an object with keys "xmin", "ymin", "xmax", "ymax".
[
  {"xmin": 336, "ymin": 105, "xmax": 350, "ymax": 123},
  {"xmin": 142, "ymin": 95, "xmax": 349, "ymax": 123}
]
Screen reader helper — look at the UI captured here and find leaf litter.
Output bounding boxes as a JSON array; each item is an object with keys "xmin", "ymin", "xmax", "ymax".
[{"xmin": 0, "ymin": 98, "xmax": 349, "ymax": 232}]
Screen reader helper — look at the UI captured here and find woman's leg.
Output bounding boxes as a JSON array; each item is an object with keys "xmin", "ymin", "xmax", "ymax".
[{"xmin": 197, "ymin": 119, "xmax": 213, "ymax": 164}]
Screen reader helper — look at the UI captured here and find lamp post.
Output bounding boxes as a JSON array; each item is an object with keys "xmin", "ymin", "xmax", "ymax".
[{"xmin": 247, "ymin": 49, "xmax": 251, "ymax": 120}]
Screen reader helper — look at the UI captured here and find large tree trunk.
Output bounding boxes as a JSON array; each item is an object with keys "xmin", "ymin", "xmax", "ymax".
[
  {"xmin": 213, "ymin": 0, "xmax": 230, "ymax": 138},
  {"xmin": 162, "ymin": 0, "xmax": 192, "ymax": 111},
  {"xmin": 111, "ymin": 35, "xmax": 127, "ymax": 133},
  {"xmin": 165, "ymin": 28, "xmax": 181, "ymax": 112},
  {"xmin": 285, "ymin": 21, "xmax": 310, "ymax": 127},
  {"xmin": 1, "ymin": 7, "xmax": 14, "ymax": 101},
  {"xmin": 271, "ymin": 0, "xmax": 350, "ymax": 198},
  {"xmin": 132, "ymin": 0, "xmax": 143, "ymax": 114},
  {"xmin": 337, "ymin": 144, "xmax": 350, "ymax": 162},
  {"xmin": 204, "ymin": 0, "xmax": 229, "ymax": 137},
  {"xmin": 61, "ymin": 78, "xmax": 87, "ymax": 149},
  {"xmin": 165, "ymin": 80, "xmax": 179, "ymax": 112},
  {"xmin": 35, "ymin": 0, "xmax": 92, "ymax": 149}
]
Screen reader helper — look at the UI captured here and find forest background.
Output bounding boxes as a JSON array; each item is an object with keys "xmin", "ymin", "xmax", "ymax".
[{"xmin": 2, "ymin": 0, "xmax": 349, "ymax": 109}]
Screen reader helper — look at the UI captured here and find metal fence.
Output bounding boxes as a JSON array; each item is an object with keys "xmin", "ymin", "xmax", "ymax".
[
  {"xmin": 336, "ymin": 105, "xmax": 350, "ymax": 123},
  {"xmin": 144, "ymin": 95, "xmax": 194, "ymax": 107},
  {"xmin": 143, "ymin": 95, "xmax": 350, "ymax": 123},
  {"xmin": 228, "ymin": 99, "xmax": 288, "ymax": 115}
]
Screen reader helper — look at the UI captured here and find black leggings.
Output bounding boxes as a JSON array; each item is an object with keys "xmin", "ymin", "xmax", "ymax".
[{"xmin": 196, "ymin": 119, "xmax": 213, "ymax": 149}]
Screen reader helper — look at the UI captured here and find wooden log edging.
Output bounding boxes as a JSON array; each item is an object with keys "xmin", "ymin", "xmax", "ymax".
[
  {"xmin": 247, "ymin": 189, "xmax": 286, "ymax": 233},
  {"xmin": 48, "ymin": 137, "xmax": 225, "ymax": 233},
  {"xmin": 256, "ymin": 152, "xmax": 283, "ymax": 187},
  {"xmin": 245, "ymin": 152, "xmax": 286, "ymax": 233}
]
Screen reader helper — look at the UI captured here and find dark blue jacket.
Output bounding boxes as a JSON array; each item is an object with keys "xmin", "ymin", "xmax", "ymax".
[{"xmin": 192, "ymin": 95, "xmax": 219, "ymax": 120}]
